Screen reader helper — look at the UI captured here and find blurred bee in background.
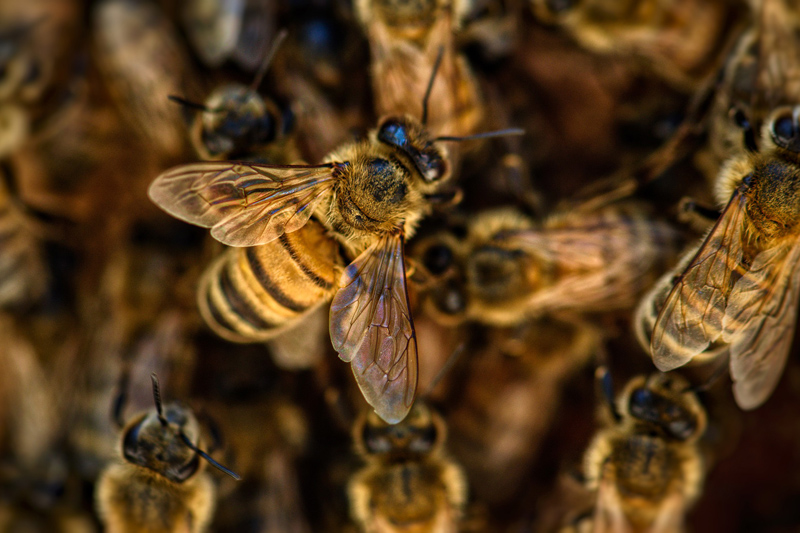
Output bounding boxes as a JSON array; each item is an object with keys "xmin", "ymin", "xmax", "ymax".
[
  {"xmin": 149, "ymin": 56, "xmax": 523, "ymax": 422},
  {"xmin": 171, "ymin": 30, "xmax": 300, "ymax": 164},
  {"xmin": 413, "ymin": 202, "xmax": 680, "ymax": 327},
  {"xmin": 444, "ymin": 318, "xmax": 600, "ymax": 506},
  {"xmin": 96, "ymin": 374, "xmax": 240, "ymax": 533},
  {"xmin": 641, "ymin": 1, "xmax": 800, "ymax": 410},
  {"xmin": 0, "ymin": 0, "xmax": 83, "ymax": 157},
  {"xmin": 349, "ymin": 401, "xmax": 467, "ymax": 533},
  {"xmin": 642, "ymin": 107, "xmax": 800, "ymax": 410},
  {"xmin": 92, "ymin": 0, "xmax": 198, "ymax": 161},
  {"xmin": 574, "ymin": 369, "xmax": 708, "ymax": 533},
  {"xmin": 355, "ymin": 0, "xmax": 485, "ymax": 138},
  {"xmin": 530, "ymin": 0, "xmax": 744, "ymax": 91},
  {"xmin": 698, "ymin": 0, "xmax": 800, "ymax": 181}
]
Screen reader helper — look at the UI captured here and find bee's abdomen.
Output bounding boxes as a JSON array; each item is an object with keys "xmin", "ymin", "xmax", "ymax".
[{"xmin": 198, "ymin": 220, "xmax": 340, "ymax": 342}]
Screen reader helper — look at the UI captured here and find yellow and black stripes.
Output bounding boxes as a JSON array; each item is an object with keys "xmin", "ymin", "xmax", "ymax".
[{"xmin": 198, "ymin": 218, "xmax": 341, "ymax": 342}]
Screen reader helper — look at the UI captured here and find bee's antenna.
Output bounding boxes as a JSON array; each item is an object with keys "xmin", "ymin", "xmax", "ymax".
[
  {"xmin": 249, "ymin": 29, "xmax": 288, "ymax": 95},
  {"xmin": 150, "ymin": 373, "xmax": 168, "ymax": 427},
  {"xmin": 596, "ymin": 366, "xmax": 621, "ymax": 423},
  {"xmin": 111, "ymin": 368, "xmax": 131, "ymax": 429},
  {"xmin": 422, "ymin": 343, "xmax": 465, "ymax": 398},
  {"xmin": 434, "ymin": 128, "xmax": 525, "ymax": 143},
  {"xmin": 178, "ymin": 431, "xmax": 242, "ymax": 480},
  {"xmin": 421, "ymin": 46, "xmax": 445, "ymax": 127},
  {"xmin": 167, "ymin": 95, "xmax": 211, "ymax": 112}
]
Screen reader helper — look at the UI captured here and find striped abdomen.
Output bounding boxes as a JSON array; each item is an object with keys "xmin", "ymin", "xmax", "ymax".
[{"xmin": 198, "ymin": 218, "xmax": 341, "ymax": 342}]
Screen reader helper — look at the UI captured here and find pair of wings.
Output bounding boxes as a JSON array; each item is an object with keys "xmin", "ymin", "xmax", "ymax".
[
  {"xmin": 501, "ymin": 215, "xmax": 678, "ymax": 315},
  {"xmin": 149, "ymin": 161, "xmax": 418, "ymax": 424},
  {"xmin": 651, "ymin": 186, "xmax": 800, "ymax": 409}
]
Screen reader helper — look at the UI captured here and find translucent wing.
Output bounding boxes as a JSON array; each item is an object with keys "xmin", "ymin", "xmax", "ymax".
[
  {"xmin": 591, "ymin": 475, "xmax": 632, "ymax": 533},
  {"xmin": 506, "ymin": 216, "xmax": 678, "ymax": 314},
  {"xmin": 148, "ymin": 161, "xmax": 337, "ymax": 247},
  {"xmin": 722, "ymin": 238, "xmax": 800, "ymax": 410},
  {"xmin": 329, "ymin": 232, "xmax": 418, "ymax": 424},
  {"xmin": 651, "ymin": 188, "xmax": 749, "ymax": 371}
]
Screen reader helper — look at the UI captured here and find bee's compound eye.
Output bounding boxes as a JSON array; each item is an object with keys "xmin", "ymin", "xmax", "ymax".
[
  {"xmin": 770, "ymin": 111, "xmax": 800, "ymax": 152},
  {"xmin": 773, "ymin": 115, "xmax": 795, "ymax": 143},
  {"xmin": 628, "ymin": 388, "xmax": 654, "ymax": 419},
  {"xmin": 423, "ymin": 244, "xmax": 453, "ymax": 275},
  {"xmin": 377, "ymin": 119, "xmax": 409, "ymax": 149}
]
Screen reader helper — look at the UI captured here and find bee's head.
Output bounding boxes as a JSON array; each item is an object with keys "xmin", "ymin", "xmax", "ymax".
[
  {"xmin": 120, "ymin": 374, "xmax": 240, "ymax": 483},
  {"xmin": 199, "ymin": 85, "xmax": 279, "ymax": 159},
  {"xmin": 355, "ymin": 402, "xmax": 445, "ymax": 458},
  {"xmin": 121, "ymin": 402, "xmax": 202, "ymax": 483},
  {"xmin": 377, "ymin": 115, "xmax": 450, "ymax": 184},
  {"xmin": 622, "ymin": 373, "xmax": 707, "ymax": 442}
]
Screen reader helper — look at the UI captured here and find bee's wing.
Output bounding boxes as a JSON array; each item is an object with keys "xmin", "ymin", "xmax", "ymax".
[
  {"xmin": 722, "ymin": 238, "xmax": 800, "ymax": 409},
  {"xmin": 649, "ymin": 491, "xmax": 689, "ymax": 533},
  {"xmin": 329, "ymin": 232, "xmax": 418, "ymax": 425},
  {"xmin": 506, "ymin": 219, "xmax": 677, "ymax": 313},
  {"xmin": 148, "ymin": 161, "xmax": 336, "ymax": 247},
  {"xmin": 651, "ymin": 189, "xmax": 749, "ymax": 371},
  {"xmin": 591, "ymin": 476, "xmax": 633, "ymax": 533}
]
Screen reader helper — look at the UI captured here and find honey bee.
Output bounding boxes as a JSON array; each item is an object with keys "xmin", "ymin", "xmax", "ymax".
[
  {"xmin": 148, "ymin": 63, "xmax": 521, "ymax": 422},
  {"xmin": 579, "ymin": 370, "xmax": 708, "ymax": 533},
  {"xmin": 643, "ymin": 1, "xmax": 800, "ymax": 410},
  {"xmin": 173, "ymin": 31, "xmax": 299, "ymax": 163},
  {"xmin": 530, "ymin": 0, "xmax": 741, "ymax": 90},
  {"xmin": 96, "ymin": 374, "xmax": 239, "ymax": 533},
  {"xmin": 0, "ymin": 0, "xmax": 82, "ymax": 156},
  {"xmin": 92, "ymin": 0, "xmax": 197, "ymax": 160},
  {"xmin": 348, "ymin": 401, "xmax": 467, "ymax": 533},
  {"xmin": 445, "ymin": 318, "xmax": 600, "ymax": 505},
  {"xmin": 355, "ymin": 0, "xmax": 484, "ymax": 137},
  {"xmin": 413, "ymin": 204, "xmax": 680, "ymax": 327}
]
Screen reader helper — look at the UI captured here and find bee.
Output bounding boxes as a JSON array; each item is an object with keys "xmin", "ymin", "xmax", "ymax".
[
  {"xmin": 0, "ymin": 1, "xmax": 82, "ymax": 157},
  {"xmin": 96, "ymin": 374, "xmax": 239, "ymax": 533},
  {"xmin": 643, "ymin": 1, "xmax": 800, "ymax": 410},
  {"xmin": 172, "ymin": 31, "xmax": 299, "ymax": 163},
  {"xmin": 348, "ymin": 401, "xmax": 467, "ymax": 533},
  {"xmin": 92, "ymin": 0, "xmax": 197, "ymax": 160},
  {"xmin": 445, "ymin": 318, "xmax": 600, "ymax": 505},
  {"xmin": 698, "ymin": 0, "xmax": 800, "ymax": 181},
  {"xmin": 529, "ymin": 0, "xmax": 741, "ymax": 90},
  {"xmin": 355, "ymin": 0, "xmax": 484, "ymax": 138},
  {"xmin": 148, "ymin": 58, "xmax": 522, "ymax": 423},
  {"xmin": 413, "ymin": 204, "xmax": 680, "ymax": 327},
  {"xmin": 577, "ymin": 370, "xmax": 708, "ymax": 532}
]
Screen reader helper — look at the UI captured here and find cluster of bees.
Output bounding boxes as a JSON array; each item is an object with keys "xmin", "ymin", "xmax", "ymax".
[{"xmin": 3, "ymin": 0, "xmax": 800, "ymax": 531}]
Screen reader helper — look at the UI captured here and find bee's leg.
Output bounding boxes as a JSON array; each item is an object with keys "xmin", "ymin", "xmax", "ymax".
[
  {"xmin": 595, "ymin": 365, "xmax": 621, "ymax": 423},
  {"xmin": 678, "ymin": 196, "xmax": 721, "ymax": 227}
]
